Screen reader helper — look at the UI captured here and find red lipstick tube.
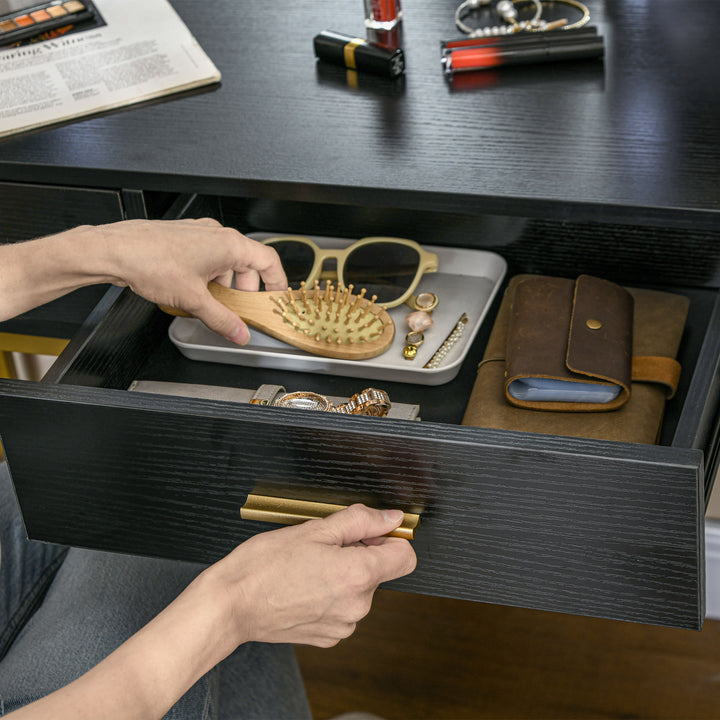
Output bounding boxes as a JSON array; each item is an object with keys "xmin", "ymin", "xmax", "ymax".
[
  {"xmin": 442, "ymin": 34, "xmax": 604, "ymax": 74},
  {"xmin": 364, "ymin": 0, "xmax": 402, "ymax": 30}
]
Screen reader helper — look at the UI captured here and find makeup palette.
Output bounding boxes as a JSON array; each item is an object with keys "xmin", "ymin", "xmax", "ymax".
[{"xmin": 0, "ymin": 0, "xmax": 95, "ymax": 47}]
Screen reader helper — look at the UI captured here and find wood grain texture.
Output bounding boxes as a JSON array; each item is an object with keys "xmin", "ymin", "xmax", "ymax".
[
  {"xmin": 0, "ymin": 379, "xmax": 704, "ymax": 628},
  {"xmin": 296, "ymin": 591, "xmax": 720, "ymax": 719},
  {"xmin": 0, "ymin": 1, "xmax": 718, "ymax": 228}
]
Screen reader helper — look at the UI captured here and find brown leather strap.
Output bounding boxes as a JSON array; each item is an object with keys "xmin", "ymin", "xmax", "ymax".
[{"xmin": 632, "ymin": 356, "xmax": 682, "ymax": 399}]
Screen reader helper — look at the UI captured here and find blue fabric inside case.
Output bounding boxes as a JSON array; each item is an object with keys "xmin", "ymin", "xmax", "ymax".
[{"xmin": 508, "ymin": 378, "xmax": 621, "ymax": 404}]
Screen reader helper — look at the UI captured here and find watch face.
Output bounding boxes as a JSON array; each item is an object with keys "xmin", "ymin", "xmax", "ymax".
[{"xmin": 274, "ymin": 391, "xmax": 332, "ymax": 412}]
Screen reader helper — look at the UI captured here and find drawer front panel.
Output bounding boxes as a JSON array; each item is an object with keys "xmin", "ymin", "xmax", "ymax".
[{"xmin": 0, "ymin": 381, "xmax": 704, "ymax": 629}]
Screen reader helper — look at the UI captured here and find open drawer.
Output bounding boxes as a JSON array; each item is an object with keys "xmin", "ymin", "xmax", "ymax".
[{"xmin": 0, "ymin": 198, "xmax": 718, "ymax": 631}]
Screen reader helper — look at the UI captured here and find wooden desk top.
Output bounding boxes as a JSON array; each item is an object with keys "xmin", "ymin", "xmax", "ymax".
[{"xmin": 0, "ymin": 0, "xmax": 718, "ymax": 229}]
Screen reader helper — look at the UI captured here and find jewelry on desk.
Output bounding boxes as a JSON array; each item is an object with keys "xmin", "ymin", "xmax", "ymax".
[
  {"xmin": 540, "ymin": 0, "xmax": 590, "ymax": 30},
  {"xmin": 424, "ymin": 313, "xmax": 469, "ymax": 369},
  {"xmin": 455, "ymin": 0, "xmax": 545, "ymax": 37}
]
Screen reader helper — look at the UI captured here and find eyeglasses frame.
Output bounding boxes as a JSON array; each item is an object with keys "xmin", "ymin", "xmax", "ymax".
[{"xmin": 261, "ymin": 235, "xmax": 438, "ymax": 309}]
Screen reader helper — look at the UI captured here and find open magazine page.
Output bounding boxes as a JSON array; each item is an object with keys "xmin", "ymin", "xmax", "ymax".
[{"xmin": 0, "ymin": 0, "xmax": 220, "ymax": 138}]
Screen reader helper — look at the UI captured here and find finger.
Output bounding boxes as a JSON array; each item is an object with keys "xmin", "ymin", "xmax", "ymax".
[
  {"xmin": 187, "ymin": 290, "xmax": 251, "ymax": 345},
  {"xmin": 210, "ymin": 269, "xmax": 235, "ymax": 289},
  {"xmin": 316, "ymin": 504, "xmax": 405, "ymax": 547},
  {"xmin": 180, "ymin": 217, "xmax": 222, "ymax": 228},
  {"xmin": 229, "ymin": 238, "xmax": 287, "ymax": 291},
  {"xmin": 234, "ymin": 268, "xmax": 261, "ymax": 292},
  {"xmin": 363, "ymin": 537, "xmax": 418, "ymax": 584}
]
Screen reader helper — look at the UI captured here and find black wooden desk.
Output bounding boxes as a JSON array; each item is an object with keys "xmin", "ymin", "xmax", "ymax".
[
  {"xmin": 1, "ymin": 0, "xmax": 719, "ymax": 630},
  {"xmin": 0, "ymin": 0, "xmax": 717, "ymax": 228}
]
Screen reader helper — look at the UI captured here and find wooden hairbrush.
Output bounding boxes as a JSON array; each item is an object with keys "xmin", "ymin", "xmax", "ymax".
[{"xmin": 159, "ymin": 280, "xmax": 395, "ymax": 360}]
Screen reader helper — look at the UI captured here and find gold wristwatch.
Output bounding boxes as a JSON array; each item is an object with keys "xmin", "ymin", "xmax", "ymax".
[{"xmin": 273, "ymin": 388, "xmax": 391, "ymax": 417}]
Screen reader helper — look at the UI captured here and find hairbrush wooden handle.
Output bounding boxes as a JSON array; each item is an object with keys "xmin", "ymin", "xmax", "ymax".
[{"xmin": 159, "ymin": 281, "xmax": 395, "ymax": 360}]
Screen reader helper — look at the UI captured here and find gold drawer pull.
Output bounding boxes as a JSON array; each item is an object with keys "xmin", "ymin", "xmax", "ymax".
[{"xmin": 241, "ymin": 494, "xmax": 420, "ymax": 540}]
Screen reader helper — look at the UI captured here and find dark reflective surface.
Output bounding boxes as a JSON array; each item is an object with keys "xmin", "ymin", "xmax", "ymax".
[{"xmin": 0, "ymin": 0, "xmax": 717, "ymax": 224}]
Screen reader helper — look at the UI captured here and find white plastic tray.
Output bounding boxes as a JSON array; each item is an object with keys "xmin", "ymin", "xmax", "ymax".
[{"xmin": 169, "ymin": 233, "xmax": 507, "ymax": 385}]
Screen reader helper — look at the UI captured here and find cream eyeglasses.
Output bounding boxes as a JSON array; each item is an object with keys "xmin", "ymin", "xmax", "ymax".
[{"xmin": 261, "ymin": 235, "xmax": 438, "ymax": 309}]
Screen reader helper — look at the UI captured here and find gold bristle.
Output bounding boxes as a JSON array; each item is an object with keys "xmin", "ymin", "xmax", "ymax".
[
  {"xmin": 288, "ymin": 292, "xmax": 302, "ymax": 316},
  {"xmin": 300, "ymin": 281, "xmax": 308, "ymax": 307},
  {"xmin": 324, "ymin": 280, "xmax": 332, "ymax": 304},
  {"xmin": 357, "ymin": 294, "xmax": 378, "ymax": 323},
  {"xmin": 315, "ymin": 333, "xmax": 321, "ymax": 342},
  {"xmin": 344, "ymin": 285, "xmax": 354, "ymax": 306},
  {"xmin": 313, "ymin": 280, "xmax": 320, "ymax": 304},
  {"xmin": 349, "ymin": 290, "xmax": 365, "ymax": 315}
]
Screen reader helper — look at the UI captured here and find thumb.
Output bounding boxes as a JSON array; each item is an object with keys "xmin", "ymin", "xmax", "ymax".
[
  {"xmin": 191, "ymin": 292, "xmax": 251, "ymax": 345},
  {"xmin": 318, "ymin": 504, "xmax": 405, "ymax": 546}
]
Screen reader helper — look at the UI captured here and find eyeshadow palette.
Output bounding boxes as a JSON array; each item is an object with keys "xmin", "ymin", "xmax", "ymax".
[{"xmin": 0, "ymin": 0, "xmax": 95, "ymax": 47}]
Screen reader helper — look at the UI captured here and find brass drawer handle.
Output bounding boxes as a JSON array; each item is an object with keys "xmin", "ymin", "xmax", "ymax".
[{"xmin": 241, "ymin": 494, "xmax": 420, "ymax": 540}]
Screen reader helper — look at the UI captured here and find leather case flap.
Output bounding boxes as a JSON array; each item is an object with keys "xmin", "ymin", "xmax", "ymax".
[
  {"xmin": 505, "ymin": 275, "xmax": 633, "ymax": 411},
  {"xmin": 567, "ymin": 274, "xmax": 633, "ymax": 389}
]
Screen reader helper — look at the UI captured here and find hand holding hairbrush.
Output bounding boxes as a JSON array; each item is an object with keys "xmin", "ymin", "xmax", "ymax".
[{"xmin": 159, "ymin": 280, "xmax": 395, "ymax": 360}]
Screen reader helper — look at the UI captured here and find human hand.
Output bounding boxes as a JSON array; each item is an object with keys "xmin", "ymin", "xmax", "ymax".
[
  {"xmin": 2, "ymin": 505, "xmax": 415, "ymax": 719},
  {"xmin": 201, "ymin": 504, "xmax": 417, "ymax": 650},
  {"xmin": 98, "ymin": 218, "xmax": 287, "ymax": 344}
]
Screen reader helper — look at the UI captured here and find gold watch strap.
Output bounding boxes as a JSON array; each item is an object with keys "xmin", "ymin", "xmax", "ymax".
[{"xmin": 334, "ymin": 388, "xmax": 391, "ymax": 417}]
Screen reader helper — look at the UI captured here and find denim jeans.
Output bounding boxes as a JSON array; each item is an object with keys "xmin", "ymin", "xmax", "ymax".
[{"xmin": 0, "ymin": 462, "xmax": 312, "ymax": 719}]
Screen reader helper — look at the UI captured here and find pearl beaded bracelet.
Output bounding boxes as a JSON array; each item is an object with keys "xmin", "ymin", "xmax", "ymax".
[
  {"xmin": 454, "ymin": 0, "xmax": 590, "ymax": 37},
  {"xmin": 455, "ymin": 0, "xmax": 543, "ymax": 37}
]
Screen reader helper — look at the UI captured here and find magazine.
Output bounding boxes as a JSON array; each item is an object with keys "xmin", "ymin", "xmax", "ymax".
[{"xmin": 0, "ymin": 0, "xmax": 220, "ymax": 139}]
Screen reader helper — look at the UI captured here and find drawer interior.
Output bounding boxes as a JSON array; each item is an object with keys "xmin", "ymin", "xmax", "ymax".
[
  {"xmin": 57, "ymin": 194, "xmax": 720, "ymax": 464},
  {"xmin": 131, "ymin": 283, "xmax": 716, "ymax": 446}
]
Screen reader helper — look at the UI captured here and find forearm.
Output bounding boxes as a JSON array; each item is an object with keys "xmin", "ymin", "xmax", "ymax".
[
  {"xmin": 9, "ymin": 571, "xmax": 241, "ymax": 720},
  {"xmin": 0, "ymin": 226, "xmax": 116, "ymax": 321}
]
